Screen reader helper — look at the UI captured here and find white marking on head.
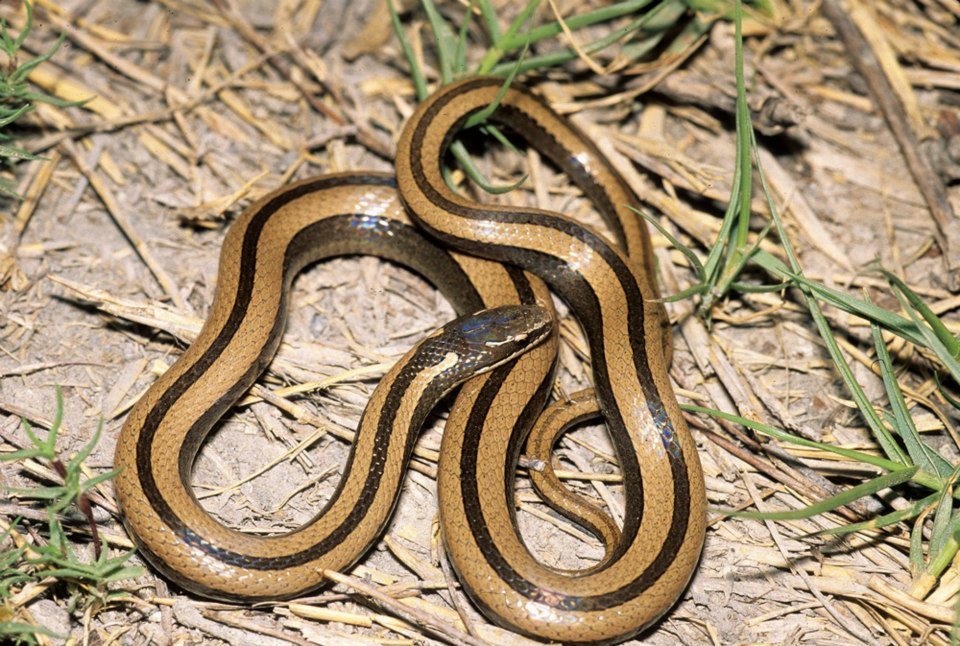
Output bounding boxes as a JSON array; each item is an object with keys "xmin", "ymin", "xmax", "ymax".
[{"xmin": 484, "ymin": 331, "xmax": 529, "ymax": 347}]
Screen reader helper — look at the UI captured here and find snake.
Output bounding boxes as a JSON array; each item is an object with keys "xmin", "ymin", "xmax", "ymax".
[{"xmin": 114, "ymin": 77, "xmax": 705, "ymax": 644}]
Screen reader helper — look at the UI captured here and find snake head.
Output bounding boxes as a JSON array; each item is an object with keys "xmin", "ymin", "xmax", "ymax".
[{"xmin": 420, "ymin": 305, "xmax": 554, "ymax": 385}]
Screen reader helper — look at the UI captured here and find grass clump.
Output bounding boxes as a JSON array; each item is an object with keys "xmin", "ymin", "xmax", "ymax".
[
  {"xmin": 0, "ymin": 1, "xmax": 81, "ymax": 199},
  {"xmin": 0, "ymin": 388, "xmax": 141, "ymax": 644},
  {"xmin": 657, "ymin": 0, "xmax": 960, "ymax": 628}
]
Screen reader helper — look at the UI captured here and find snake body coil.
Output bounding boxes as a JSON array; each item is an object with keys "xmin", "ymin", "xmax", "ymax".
[{"xmin": 115, "ymin": 79, "xmax": 706, "ymax": 644}]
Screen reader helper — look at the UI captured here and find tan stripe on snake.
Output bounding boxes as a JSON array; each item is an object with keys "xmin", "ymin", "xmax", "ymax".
[{"xmin": 115, "ymin": 77, "xmax": 705, "ymax": 644}]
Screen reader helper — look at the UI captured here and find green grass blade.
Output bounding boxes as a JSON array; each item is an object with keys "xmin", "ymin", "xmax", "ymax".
[
  {"xmin": 464, "ymin": 50, "xmax": 526, "ymax": 129},
  {"xmin": 388, "ymin": 0, "xmax": 428, "ymax": 100},
  {"xmin": 872, "ymin": 323, "xmax": 953, "ymax": 477},
  {"xmin": 101, "ymin": 564, "xmax": 144, "ymax": 583},
  {"xmin": 479, "ymin": 123, "xmax": 521, "ymax": 154},
  {"xmin": 453, "ymin": 0, "xmax": 475, "ymax": 75},
  {"xmin": 449, "ymin": 141, "xmax": 526, "ymax": 194},
  {"xmin": 619, "ymin": 0, "xmax": 691, "ymax": 62},
  {"xmin": 747, "ymin": 131, "xmax": 909, "ymax": 465},
  {"xmin": 715, "ymin": 219, "xmax": 774, "ymax": 298},
  {"xmin": 661, "ymin": 283, "xmax": 709, "ymax": 302},
  {"xmin": 934, "ymin": 371, "xmax": 960, "ymax": 411},
  {"xmin": 0, "ymin": 17, "xmax": 15, "ymax": 58},
  {"xmin": 731, "ymin": 0, "xmax": 751, "ymax": 257},
  {"xmin": 21, "ymin": 90, "xmax": 87, "ymax": 109},
  {"xmin": 797, "ymin": 302, "xmax": 908, "ymax": 464},
  {"xmin": 920, "ymin": 515, "xmax": 960, "ymax": 586},
  {"xmin": 79, "ymin": 468, "xmax": 119, "ymax": 493},
  {"xmin": 727, "ymin": 280, "xmax": 788, "ymax": 293},
  {"xmin": 811, "ymin": 309, "xmax": 905, "ymax": 463},
  {"xmin": 911, "ymin": 508, "xmax": 927, "ymax": 576},
  {"xmin": 498, "ymin": 0, "xmax": 656, "ymax": 52},
  {"xmin": 474, "ymin": 0, "xmax": 503, "ymax": 42},
  {"xmin": 891, "ymin": 286, "xmax": 960, "ymax": 387},
  {"xmin": 886, "ymin": 271, "xmax": 960, "ymax": 360},
  {"xmin": 818, "ymin": 491, "xmax": 938, "ymax": 536},
  {"xmin": 0, "ymin": 143, "xmax": 42, "ymax": 161},
  {"xmin": 0, "ymin": 102, "xmax": 30, "ymax": 129},
  {"xmin": 629, "ymin": 205, "xmax": 705, "ymax": 277},
  {"xmin": 71, "ymin": 417, "xmax": 103, "ymax": 467},
  {"xmin": 12, "ymin": 0, "xmax": 33, "ymax": 52},
  {"xmin": 419, "ymin": 0, "xmax": 457, "ymax": 83},
  {"xmin": 930, "ymin": 487, "xmax": 956, "ymax": 564},
  {"xmin": 476, "ymin": 0, "xmax": 540, "ymax": 74},
  {"xmin": 11, "ymin": 35, "xmax": 65, "ymax": 84},
  {"xmin": 0, "ymin": 446, "xmax": 47, "ymax": 461},
  {"xmin": 715, "ymin": 466, "xmax": 919, "ymax": 521},
  {"xmin": 0, "ymin": 623, "xmax": 59, "ymax": 639},
  {"xmin": 4, "ymin": 485, "xmax": 67, "ymax": 500},
  {"xmin": 683, "ymin": 404, "xmax": 908, "ymax": 473},
  {"xmin": 48, "ymin": 386, "xmax": 63, "ymax": 451},
  {"xmin": 485, "ymin": 0, "xmax": 673, "ymax": 77},
  {"xmin": 751, "ymin": 251, "xmax": 926, "ymax": 347},
  {"xmin": 700, "ymin": 162, "xmax": 740, "ymax": 285}
]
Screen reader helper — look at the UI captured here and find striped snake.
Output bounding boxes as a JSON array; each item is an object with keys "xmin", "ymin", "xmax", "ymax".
[{"xmin": 114, "ymin": 77, "xmax": 706, "ymax": 643}]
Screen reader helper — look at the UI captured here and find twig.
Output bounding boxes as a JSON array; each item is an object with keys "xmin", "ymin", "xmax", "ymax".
[
  {"xmin": 172, "ymin": 600, "xmax": 291, "ymax": 646},
  {"xmin": 438, "ymin": 549, "xmax": 481, "ymax": 639},
  {"xmin": 0, "ymin": 361, "xmax": 106, "ymax": 377},
  {"xmin": 204, "ymin": 609, "xmax": 314, "ymax": 646},
  {"xmin": 323, "ymin": 570, "xmax": 490, "ymax": 646},
  {"xmin": 14, "ymin": 152, "xmax": 61, "ymax": 237}
]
